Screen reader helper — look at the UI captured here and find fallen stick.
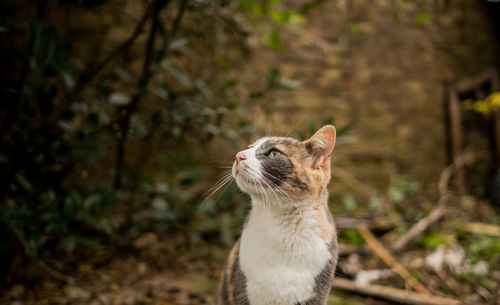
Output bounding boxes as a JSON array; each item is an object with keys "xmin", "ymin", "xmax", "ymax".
[
  {"xmin": 390, "ymin": 151, "xmax": 477, "ymax": 253},
  {"xmin": 464, "ymin": 222, "xmax": 500, "ymax": 237},
  {"xmin": 332, "ymin": 277, "xmax": 464, "ymax": 305},
  {"xmin": 355, "ymin": 223, "xmax": 430, "ymax": 295}
]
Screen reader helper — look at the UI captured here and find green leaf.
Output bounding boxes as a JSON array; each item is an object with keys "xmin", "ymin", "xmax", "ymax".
[
  {"xmin": 15, "ymin": 173, "xmax": 33, "ymax": 192},
  {"xmin": 267, "ymin": 67, "xmax": 280, "ymax": 89},
  {"xmin": 349, "ymin": 23, "xmax": 360, "ymax": 34},
  {"xmin": 61, "ymin": 71, "xmax": 75, "ymax": 90},
  {"xmin": 27, "ymin": 20, "xmax": 41, "ymax": 55},
  {"xmin": 25, "ymin": 236, "xmax": 41, "ymax": 257},
  {"xmin": 419, "ymin": 233, "xmax": 449, "ymax": 249},
  {"xmin": 267, "ymin": 30, "xmax": 284, "ymax": 51},
  {"xmin": 113, "ymin": 67, "xmax": 134, "ymax": 83},
  {"xmin": 270, "ymin": 11, "xmax": 305, "ymax": 24},
  {"xmin": 82, "ymin": 215, "xmax": 112, "ymax": 235},
  {"xmin": 215, "ymin": 55, "xmax": 232, "ymax": 72},
  {"xmin": 300, "ymin": 0, "xmax": 324, "ymax": 14},
  {"xmin": 63, "ymin": 235, "xmax": 76, "ymax": 253},
  {"xmin": 399, "ymin": 177, "xmax": 420, "ymax": 193},
  {"xmin": 413, "ymin": 12, "xmax": 430, "ymax": 26},
  {"xmin": 469, "ymin": 237, "xmax": 500, "ymax": 258},
  {"xmin": 336, "ymin": 123, "xmax": 355, "ymax": 136},
  {"xmin": 162, "ymin": 60, "xmax": 194, "ymax": 89},
  {"xmin": 320, "ymin": 116, "xmax": 334, "ymax": 126},
  {"xmin": 171, "ymin": 96, "xmax": 204, "ymax": 120},
  {"xmin": 177, "ymin": 169, "xmax": 206, "ymax": 186},
  {"xmin": 342, "ymin": 229, "xmax": 365, "ymax": 245},
  {"xmin": 83, "ymin": 194, "xmax": 101, "ymax": 210},
  {"xmin": 223, "ymin": 79, "xmax": 238, "ymax": 90},
  {"xmin": 342, "ymin": 195, "xmax": 358, "ymax": 212},
  {"xmin": 53, "ymin": 41, "xmax": 71, "ymax": 65},
  {"xmin": 369, "ymin": 197, "xmax": 381, "ymax": 211},
  {"xmin": 388, "ymin": 186, "xmax": 404, "ymax": 203}
]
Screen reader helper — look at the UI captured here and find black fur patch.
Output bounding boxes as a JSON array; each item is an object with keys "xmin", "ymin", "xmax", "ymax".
[
  {"xmin": 296, "ymin": 237, "xmax": 338, "ymax": 305},
  {"xmin": 255, "ymin": 139, "xmax": 307, "ymax": 191},
  {"xmin": 232, "ymin": 254, "xmax": 250, "ymax": 305}
]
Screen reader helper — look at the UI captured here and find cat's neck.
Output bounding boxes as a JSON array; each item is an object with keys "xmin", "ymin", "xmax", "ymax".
[
  {"xmin": 249, "ymin": 187, "xmax": 329, "ymax": 216},
  {"xmin": 247, "ymin": 187, "xmax": 335, "ymax": 243},
  {"xmin": 240, "ymin": 188, "xmax": 335, "ymax": 304}
]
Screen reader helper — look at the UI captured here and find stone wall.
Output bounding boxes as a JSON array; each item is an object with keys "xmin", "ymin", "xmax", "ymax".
[{"xmin": 256, "ymin": 0, "xmax": 500, "ymax": 198}]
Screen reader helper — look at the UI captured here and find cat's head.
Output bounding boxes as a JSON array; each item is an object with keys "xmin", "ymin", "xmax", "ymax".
[{"xmin": 232, "ymin": 125, "xmax": 336, "ymax": 202}]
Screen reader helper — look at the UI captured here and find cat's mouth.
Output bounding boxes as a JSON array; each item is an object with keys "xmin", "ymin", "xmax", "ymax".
[
  {"xmin": 234, "ymin": 168, "xmax": 249, "ymax": 182},
  {"xmin": 233, "ymin": 163, "xmax": 255, "ymax": 185}
]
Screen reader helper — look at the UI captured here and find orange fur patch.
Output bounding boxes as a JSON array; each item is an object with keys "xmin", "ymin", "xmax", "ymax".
[{"xmin": 226, "ymin": 240, "xmax": 240, "ymax": 305}]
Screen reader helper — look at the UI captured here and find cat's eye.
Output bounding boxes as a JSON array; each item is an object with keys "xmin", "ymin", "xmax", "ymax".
[{"xmin": 268, "ymin": 150, "xmax": 282, "ymax": 158}]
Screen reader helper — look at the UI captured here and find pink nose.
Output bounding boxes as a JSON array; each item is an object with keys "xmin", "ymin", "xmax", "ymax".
[{"xmin": 236, "ymin": 152, "xmax": 247, "ymax": 162}]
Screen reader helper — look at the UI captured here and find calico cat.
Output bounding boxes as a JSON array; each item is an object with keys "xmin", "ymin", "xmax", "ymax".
[{"xmin": 214, "ymin": 125, "xmax": 338, "ymax": 305}]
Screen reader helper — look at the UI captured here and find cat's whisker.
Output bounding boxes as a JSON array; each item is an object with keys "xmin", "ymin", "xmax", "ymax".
[
  {"xmin": 266, "ymin": 117, "xmax": 272, "ymax": 138},
  {"xmin": 213, "ymin": 174, "xmax": 234, "ymax": 193},
  {"xmin": 206, "ymin": 175, "xmax": 232, "ymax": 197},
  {"xmin": 246, "ymin": 168, "xmax": 271, "ymax": 208},
  {"xmin": 245, "ymin": 166, "xmax": 295, "ymax": 204},
  {"xmin": 285, "ymin": 114, "xmax": 308, "ymax": 138},
  {"xmin": 217, "ymin": 161, "xmax": 235, "ymax": 164},
  {"xmin": 244, "ymin": 167, "xmax": 293, "ymax": 212},
  {"xmin": 204, "ymin": 172, "xmax": 234, "ymax": 200},
  {"xmin": 260, "ymin": 175, "xmax": 298, "ymax": 211}
]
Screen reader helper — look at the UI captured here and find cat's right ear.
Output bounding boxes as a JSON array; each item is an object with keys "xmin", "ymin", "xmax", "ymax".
[{"xmin": 303, "ymin": 125, "xmax": 336, "ymax": 169}]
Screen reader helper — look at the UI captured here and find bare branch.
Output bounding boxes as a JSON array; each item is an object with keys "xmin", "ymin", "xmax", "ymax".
[
  {"xmin": 332, "ymin": 277, "xmax": 464, "ymax": 305},
  {"xmin": 390, "ymin": 150, "xmax": 478, "ymax": 253}
]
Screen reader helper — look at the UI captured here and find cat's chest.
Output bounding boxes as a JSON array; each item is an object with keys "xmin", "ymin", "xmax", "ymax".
[{"xmin": 239, "ymin": 208, "xmax": 332, "ymax": 305}]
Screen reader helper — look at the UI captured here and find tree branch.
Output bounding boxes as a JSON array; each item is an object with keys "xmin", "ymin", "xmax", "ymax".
[
  {"xmin": 114, "ymin": 0, "xmax": 185, "ymax": 187},
  {"xmin": 332, "ymin": 278, "xmax": 464, "ymax": 305},
  {"xmin": 47, "ymin": 1, "xmax": 155, "ymax": 125},
  {"xmin": 390, "ymin": 150, "xmax": 478, "ymax": 253},
  {"xmin": 356, "ymin": 222, "xmax": 431, "ymax": 295}
]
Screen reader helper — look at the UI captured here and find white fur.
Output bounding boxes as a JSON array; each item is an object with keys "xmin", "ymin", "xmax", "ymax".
[
  {"xmin": 240, "ymin": 200, "xmax": 331, "ymax": 305},
  {"xmin": 232, "ymin": 138, "xmax": 266, "ymax": 194}
]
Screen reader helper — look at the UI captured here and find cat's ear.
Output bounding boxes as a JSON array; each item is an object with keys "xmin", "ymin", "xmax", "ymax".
[{"xmin": 303, "ymin": 125, "xmax": 336, "ymax": 168}]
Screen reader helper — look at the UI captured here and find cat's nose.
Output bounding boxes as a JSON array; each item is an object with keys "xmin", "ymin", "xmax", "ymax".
[{"xmin": 236, "ymin": 152, "xmax": 247, "ymax": 163}]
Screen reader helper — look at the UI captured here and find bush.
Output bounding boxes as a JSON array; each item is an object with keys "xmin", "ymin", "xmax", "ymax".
[{"xmin": 0, "ymin": 0, "xmax": 308, "ymax": 281}]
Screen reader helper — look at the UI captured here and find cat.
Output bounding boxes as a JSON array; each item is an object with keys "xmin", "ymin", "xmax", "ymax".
[{"xmin": 214, "ymin": 125, "xmax": 338, "ymax": 305}]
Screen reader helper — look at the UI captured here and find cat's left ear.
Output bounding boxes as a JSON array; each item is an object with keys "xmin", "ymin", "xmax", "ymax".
[{"xmin": 303, "ymin": 125, "xmax": 336, "ymax": 169}]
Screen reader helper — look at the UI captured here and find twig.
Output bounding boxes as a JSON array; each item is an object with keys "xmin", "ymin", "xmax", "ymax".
[
  {"xmin": 332, "ymin": 277, "xmax": 464, "ymax": 305},
  {"xmin": 170, "ymin": 0, "xmax": 188, "ymax": 38},
  {"xmin": 356, "ymin": 222, "xmax": 430, "ymax": 295},
  {"xmin": 189, "ymin": 1, "xmax": 249, "ymax": 38},
  {"xmin": 114, "ymin": 0, "xmax": 174, "ymax": 187},
  {"xmin": 464, "ymin": 222, "xmax": 500, "ymax": 237},
  {"xmin": 47, "ymin": 1, "xmax": 156, "ymax": 126},
  {"xmin": 37, "ymin": 260, "xmax": 74, "ymax": 284},
  {"xmin": 390, "ymin": 151, "xmax": 477, "ymax": 252}
]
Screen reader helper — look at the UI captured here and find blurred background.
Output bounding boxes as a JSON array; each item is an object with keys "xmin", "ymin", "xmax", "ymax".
[{"xmin": 1, "ymin": 0, "xmax": 500, "ymax": 304}]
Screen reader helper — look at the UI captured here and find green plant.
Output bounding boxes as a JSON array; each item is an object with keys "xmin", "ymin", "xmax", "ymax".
[
  {"xmin": 387, "ymin": 176, "xmax": 420, "ymax": 203},
  {"xmin": 0, "ymin": 0, "xmax": 312, "ymax": 281}
]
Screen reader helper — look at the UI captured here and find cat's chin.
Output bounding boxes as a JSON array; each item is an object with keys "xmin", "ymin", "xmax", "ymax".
[{"xmin": 233, "ymin": 174, "xmax": 265, "ymax": 196}]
